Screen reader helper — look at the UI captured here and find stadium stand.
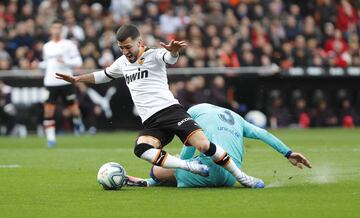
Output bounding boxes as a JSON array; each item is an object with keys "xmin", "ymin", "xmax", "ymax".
[{"xmin": 0, "ymin": 0, "xmax": 359, "ymax": 133}]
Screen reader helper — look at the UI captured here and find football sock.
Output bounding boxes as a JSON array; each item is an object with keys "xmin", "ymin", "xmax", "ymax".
[
  {"xmin": 44, "ymin": 119, "xmax": 56, "ymax": 142},
  {"xmin": 204, "ymin": 142, "xmax": 252, "ymax": 184},
  {"xmin": 140, "ymin": 148, "xmax": 189, "ymax": 170},
  {"xmin": 145, "ymin": 178, "xmax": 159, "ymax": 186},
  {"xmin": 73, "ymin": 116, "xmax": 84, "ymax": 134}
]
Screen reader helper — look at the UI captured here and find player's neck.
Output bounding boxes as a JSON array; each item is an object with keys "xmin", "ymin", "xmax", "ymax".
[
  {"xmin": 52, "ymin": 37, "xmax": 61, "ymax": 43},
  {"xmin": 136, "ymin": 46, "xmax": 146, "ymax": 60}
]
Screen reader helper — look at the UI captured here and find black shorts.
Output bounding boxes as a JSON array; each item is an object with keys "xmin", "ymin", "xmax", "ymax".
[
  {"xmin": 138, "ymin": 104, "xmax": 202, "ymax": 148},
  {"xmin": 45, "ymin": 85, "xmax": 77, "ymax": 106}
]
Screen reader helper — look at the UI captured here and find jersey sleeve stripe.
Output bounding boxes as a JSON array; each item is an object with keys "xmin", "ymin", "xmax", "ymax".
[
  {"xmin": 104, "ymin": 69, "xmax": 115, "ymax": 80},
  {"xmin": 162, "ymin": 51, "xmax": 170, "ymax": 64}
]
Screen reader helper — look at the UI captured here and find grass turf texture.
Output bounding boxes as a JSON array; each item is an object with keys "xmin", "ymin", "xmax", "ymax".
[{"xmin": 0, "ymin": 128, "xmax": 359, "ymax": 218}]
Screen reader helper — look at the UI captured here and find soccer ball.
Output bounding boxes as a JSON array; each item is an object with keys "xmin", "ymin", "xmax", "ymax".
[
  {"xmin": 245, "ymin": 110, "xmax": 267, "ymax": 128},
  {"xmin": 97, "ymin": 162, "xmax": 127, "ymax": 190}
]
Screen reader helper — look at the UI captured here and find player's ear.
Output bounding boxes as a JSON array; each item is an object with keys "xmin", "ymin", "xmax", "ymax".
[{"xmin": 137, "ymin": 37, "xmax": 143, "ymax": 47}]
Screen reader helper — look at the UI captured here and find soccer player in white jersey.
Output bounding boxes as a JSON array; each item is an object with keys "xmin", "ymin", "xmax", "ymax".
[
  {"xmin": 40, "ymin": 19, "xmax": 84, "ymax": 147},
  {"xmin": 57, "ymin": 24, "xmax": 264, "ymax": 188}
]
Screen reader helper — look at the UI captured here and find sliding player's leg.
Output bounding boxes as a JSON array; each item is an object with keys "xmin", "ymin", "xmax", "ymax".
[
  {"xmin": 186, "ymin": 130, "xmax": 264, "ymax": 188},
  {"xmin": 133, "ymin": 132, "xmax": 209, "ymax": 176}
]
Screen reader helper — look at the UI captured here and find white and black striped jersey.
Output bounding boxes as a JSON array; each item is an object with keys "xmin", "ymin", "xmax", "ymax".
[
  {"xmin": 42, "ymin": 39, "xmax": 82, "ymax": 87},
  {"xmin": 93, "ymin": 48, "xmax": 179, "ymax": 123}
]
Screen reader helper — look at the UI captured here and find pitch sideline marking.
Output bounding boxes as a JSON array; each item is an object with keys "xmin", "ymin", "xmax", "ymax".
[{"xmin": 0, "ymin": 164, "xmax": 21, "ymax": 168}]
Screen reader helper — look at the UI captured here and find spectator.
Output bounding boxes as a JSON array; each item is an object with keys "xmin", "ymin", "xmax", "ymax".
[
  {"xmin": 0, "ymin": 0, "xmax": 358, "ymax": 71},
  {"xmin": 268, "ymin": 96, "xmax": 292, "ymax": 128},
  {"xmin": 192, "ymin": 76, "xmax": 210, "ymax": 104},
  {"xmin": 316, "ymin": 0, "xmax": 337, "ymax": 26},
  {"xmin": 292, "ymin": 98, "xmax": 310, "ymax": 128},
  {"xmin": 177, "ymin": 79, "xmax": 197, "ymax": 109},
  {"xmin": 336, "ymin": 0, "xmax": 358, "ymax": 33},
  {"xmin": 62, "ymin": 10, "xmax": 85, "ymax": 42},
  {"xmin": 338, "ymin": 99, "xmax": 358, "ymax": 127},
  {"xmin": 205, "ymin": 2, "xmax": 225, "ymax": 28},
  {"xmin": 311, "ymin": 99, "xmax": 338, "ymax": 127},
  {"xmin": 219, "ymin": 42, "xmax": 240, "ymax": 67},
  {"xmin": 110, "ymin": 0, "xmax": 134, "ymax": 24},
  {"xmin": 209, "ymin": 75, "xmax": 239, "ymax": 111}
]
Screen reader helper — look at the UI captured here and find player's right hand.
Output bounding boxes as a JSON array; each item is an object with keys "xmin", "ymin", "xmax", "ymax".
[
  {"xmin": 56, "ymin": 73, "xmax": 77, "ymax": 83},
  {"xmin": 288, "ymin": 152, "xmax": 312, "ymax": 169}
]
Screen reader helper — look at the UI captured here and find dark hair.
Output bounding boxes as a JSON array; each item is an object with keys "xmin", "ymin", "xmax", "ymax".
[
  {"xmin": 116, "ymin": 24, "xmax": 140, "ymax": 42},
  {"xmin": 51, "ymin": 19, "xmax": 63, "ymax": 25}
]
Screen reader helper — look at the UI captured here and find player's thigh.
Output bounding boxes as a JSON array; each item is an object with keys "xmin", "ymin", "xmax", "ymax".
[
  {"xmin": 163, "ymin": 106, "xmax": 202, "ymax": 146},
  {"xmin": 137, "ymin": 128, "xmax": 174, "ymax": 149},
  {"xmin": 45, "ymin": 86, "xmax": 60, "ymax": 106},
  {"xmin": 44, "ymin": 87, "xmax": 58, "ymax": 117}
]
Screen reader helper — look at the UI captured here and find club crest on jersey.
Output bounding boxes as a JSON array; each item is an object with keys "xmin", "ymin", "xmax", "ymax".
[
  {"xmin": 125, "ymin": 68, "xmax": 149, "ymax": 84},
  {"xmin": 138, "ymin": 57, "xmax": 145, "ymax": 65}
]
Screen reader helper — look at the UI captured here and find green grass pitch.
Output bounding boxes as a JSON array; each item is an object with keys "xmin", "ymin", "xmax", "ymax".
[{"xmin": 0, "ymin": 128, "xmax": 359, "ymax": 218}]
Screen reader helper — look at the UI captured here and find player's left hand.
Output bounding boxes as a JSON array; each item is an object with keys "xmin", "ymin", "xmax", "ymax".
[
  {"xmin": 288, "ymin": 152, "xmax": 312, "ymax": 169},
  {"xmin": 160, "ymin": 40, "xmax": 187, "ymax": 54},
  {"xmin": 56, "ymin": 73, "xmax": 78, "ymax": 83}
]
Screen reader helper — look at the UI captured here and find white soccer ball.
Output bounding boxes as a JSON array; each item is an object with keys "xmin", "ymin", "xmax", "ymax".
[
  {"xmin": 97, "ymin": 162, "xmax": 127, "ymax": 190},
  {"xmin": 245, "ymin": 110, "xmax": 267, "ymax": 128}
]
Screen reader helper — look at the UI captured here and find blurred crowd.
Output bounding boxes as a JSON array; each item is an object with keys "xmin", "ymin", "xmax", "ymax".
[
  {"xmin": 170, "ymin": 75, "xmax": 360, "ymax": 128},
  {"xmin": 0, "ymin": 0, "xmax": 359, "ymax": 72},
  {"xmin": 0, "ymin": 0, "xmax": 359, "ymax": 135},
  {"xmin": 266, "ymin": 90, "xmax": 359, "ymax": 128}
]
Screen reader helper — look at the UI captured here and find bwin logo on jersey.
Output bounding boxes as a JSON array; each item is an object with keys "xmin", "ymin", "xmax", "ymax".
[{"xmin": 125, "ymin": 68, "xmax": 149, "ymax": 84}]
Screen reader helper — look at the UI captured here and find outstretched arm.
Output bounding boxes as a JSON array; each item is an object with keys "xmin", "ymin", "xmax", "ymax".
[
  {"xmin": 56, "ymin": 58, "xmax": 123, "ymax": 84},
  {"xmin": 243, "ymin": 119, "xmax": 312, "ymax": 169},
  {"xmin": 56, "ymin": 72, "xmax": 95, "ymax": 84},
  {"xmin": 157, "ymin": 40, "xmax": 187, "ymax": 65},
  {"xmin": 160, "ymin": 40, "xmax": 187, "ymax": 56}
]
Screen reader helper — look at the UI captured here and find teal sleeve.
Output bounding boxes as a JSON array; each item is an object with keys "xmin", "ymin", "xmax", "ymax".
[
  {"xmin": 242, "ymin": 119, "xmax": 292, "ymax": 156},
  {"xmin": 187, "ymin": 106, "xmax": 199, "ymax": 119},
  {"xmin": 179, "ymin": 146, "xmax": 196, "ymax": 160}
]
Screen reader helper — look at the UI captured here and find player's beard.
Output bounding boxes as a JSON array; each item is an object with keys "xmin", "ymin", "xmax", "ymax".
[
  {"xmin": 128, "ymin": 55, "xmax": 136, "ymax": 63},
  {"xmin": 126, "ymin": 51, "xmax": 137, "ymax": 63},
  {"xmin": 128, "ymin": 48, "xmax": 141, "ymax": 63}
]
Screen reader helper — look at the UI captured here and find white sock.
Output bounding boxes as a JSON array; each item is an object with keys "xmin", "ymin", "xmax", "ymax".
[
  {"xmin": 141, "ymin": 148, "xmax": 189, "ymax": 170},
  {"xmin": 207, "ymin": 143, "xmax": 252, "ymax": 184},
  {"xmin": 44, "ymin": 120, "xmax": 56, "ymax": 142},
  {"xmin": 73, "ymin": 116, "xmax": 84, "ymax": 133}
]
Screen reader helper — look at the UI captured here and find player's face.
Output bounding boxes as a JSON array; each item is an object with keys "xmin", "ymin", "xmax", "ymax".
[
  {"xmin": 118, "ymin": 37, "xmax": 141, "ymax": 63},
  {"xmin": 50, "ymin": 23, "xmax": 63, "ymax": 40}
]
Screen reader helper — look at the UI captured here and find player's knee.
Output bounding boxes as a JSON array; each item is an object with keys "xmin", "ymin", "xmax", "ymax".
[
  {"xmin": 137, "ymin": 136, "xmax": 161, "ymax": 148},
  {"xmin": 44, "ymin": 108, "xmax": 55, "ymax": 118},
  {"xmin": 134, "ymin": 143, "xmax": 154, "ymax": 158},
  {"xmin": 194, "ymin": 138, "xmax": 210, "ymax": 153}
]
